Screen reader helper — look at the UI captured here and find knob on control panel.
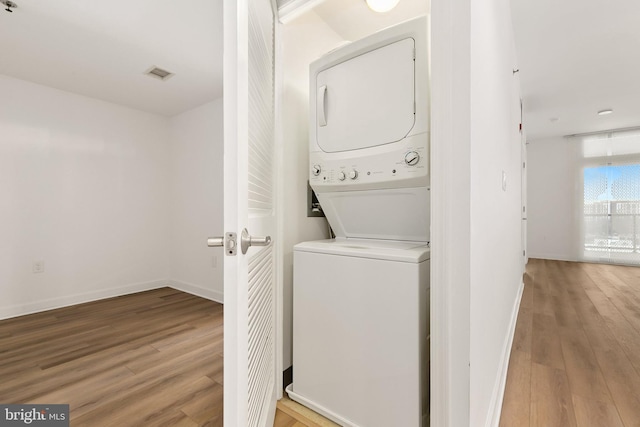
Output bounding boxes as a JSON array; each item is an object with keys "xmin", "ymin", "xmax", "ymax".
[
  {"xmin": 349, "ymin": 170, "xmax": 358, "ymax": 180},
  {"xmin": 312, "ymin": 164, "xmax": 322, "ymax": 176},
  {"xmin": 338, "ymin": 171, "xmax": 346, "ymax": 181},
  {"xmin": 405, "ymin": 151, "xmax": 420, "ymax": 166}
]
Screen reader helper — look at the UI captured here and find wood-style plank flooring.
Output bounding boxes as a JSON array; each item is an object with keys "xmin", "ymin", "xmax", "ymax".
[
  {"xmin": 14, "ymin": 261, "xmax": 637, "ymax": 427},
  {"xmin": 0, "ymin": 288, "xmax": 223, "ymax": 426},
  {"xmin": 274, "ymin": 397, "xmax": 337, "ymax": 427},
  {"xmin": 500, "ymin": 259, "xmax": 640, "ymax": 427}
]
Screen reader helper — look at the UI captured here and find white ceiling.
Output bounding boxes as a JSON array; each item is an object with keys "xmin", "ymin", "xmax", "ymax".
[
  {"xmin": 0, "ymin": 0, "xmax": 222, "ymax": 117},
  {"xmin": 0, "ymin": 0, "xmax": 424, "ymax": 118},
  {"xmin": 511, "ymin": 0, "xmax": 640, "ymax": 140},
  {"xmin": 5, "ymin": 0, "xmax": 629, "ymax": 137}
]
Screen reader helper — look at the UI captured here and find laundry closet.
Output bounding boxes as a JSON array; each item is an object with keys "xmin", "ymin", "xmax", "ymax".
[{"xmin": 278, "ymin": 4, "xmax": 430, "ymax": 426}]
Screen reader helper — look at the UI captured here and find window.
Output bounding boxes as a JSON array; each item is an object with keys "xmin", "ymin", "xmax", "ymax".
[
  {"xmin": 583, "ymin": 164, "xmax": 640, "ymax": 264},
  {"xmin": 580, "ymin": 129, "xmax": 640, "ymax": 265}
]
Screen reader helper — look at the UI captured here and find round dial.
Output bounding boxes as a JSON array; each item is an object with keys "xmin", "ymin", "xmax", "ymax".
[
  {"xmin": 404, "ymin": 151, "xmax": 420, "ymax": 166},
  {"xmin": 312, "ymin": 164, "xmax": 321, "ymax": 176},
  {"xmin": 349, "ymin": 170, "xmax": 358, "ymax": 180},
  {"xmin": 338, "ymin": 171, "xmax": 346, "ymax": 181}
]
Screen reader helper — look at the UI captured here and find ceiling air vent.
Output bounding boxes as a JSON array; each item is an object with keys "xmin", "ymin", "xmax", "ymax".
[{"xmin": 144, "ymin": 66, "xmax": 174, "ymax": 81}]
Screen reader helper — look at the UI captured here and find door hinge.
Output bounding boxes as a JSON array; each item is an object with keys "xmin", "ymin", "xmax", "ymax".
[{"xmin": 225, "ymin": 232, "xmax": 237, "ymax": 256}]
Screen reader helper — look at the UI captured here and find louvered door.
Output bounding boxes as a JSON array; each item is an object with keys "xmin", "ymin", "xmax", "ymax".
[{"xmin": 223, "ymin": 0, "xmax": 278, "ymax": 426}]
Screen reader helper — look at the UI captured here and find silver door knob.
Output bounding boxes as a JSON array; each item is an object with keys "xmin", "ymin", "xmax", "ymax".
[
  {"xmin": 240, "ymin": 228, "xmax": 272, "ymax": 254},
  {"xmin": 207, "ymin": 237, "xmax": 224, "ymax": 247}
]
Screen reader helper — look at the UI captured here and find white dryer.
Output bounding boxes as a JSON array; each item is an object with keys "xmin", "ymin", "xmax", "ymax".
[
  {"xmin": 286, "ymin": 16, "xmax": 430, "ymax": 427},
  {"xmin": 308, "ymin": 15, "xmax": 430, "ymax": 242}
]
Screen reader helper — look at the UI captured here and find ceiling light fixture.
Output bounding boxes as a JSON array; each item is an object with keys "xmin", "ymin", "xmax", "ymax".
[
  {"xmin": 597, "ymin": 109, "xmax": 613, "ymax": 116},
  {"xmin": 365, "ymin": 0, "xmax": 400, "ymax": 13}
]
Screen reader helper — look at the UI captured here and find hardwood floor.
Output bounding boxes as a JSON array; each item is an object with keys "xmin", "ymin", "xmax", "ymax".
[
  {"xmin": 14, "ymin": 262, "xmax": 638, "ymax": 427},
  {"xmin": 0, "ymin": 288, "xmax": 223, "ymax": 426},
  {"xmin": 274, "ymin": 397, "xmax": 337, "ymax": 427},
  {"xmin": 500, "ymin": 259, "xmax": 640, "ymax": 427}
]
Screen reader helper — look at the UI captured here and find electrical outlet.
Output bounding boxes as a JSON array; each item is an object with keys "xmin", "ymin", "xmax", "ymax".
[
  {"xmin": 502, "ymin": 170, "xmax": 507, "ymax": 191},
  {"xmin": 33, "ymin": 260, "xmax": 45, "ymax": 274}
]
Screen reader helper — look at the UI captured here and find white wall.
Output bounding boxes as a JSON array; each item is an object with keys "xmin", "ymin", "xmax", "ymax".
[
  {"xmin": 168, "ymin": 99, "xmax": 224, "ymax": 302},
  {"xmin": 527, "ymin": 136, "xmax": 578, "ymax": 261},
  {"xmin": 280, "ymin": 11, "xmax": 343, "ymax": 369},
  {"xmin": 0, "ymin": 75, "xmax": 171, "ymax": 319},
  {"xmin": 0, "ymin": 75, "xmax": 224, "ymax": 319},
  {"xmin": 469, "ymin": 0, "xmax": 524, "ymax": 424},
  {"xmin": 431, "ymin": 0, "xmax": 524, "ymax": 425}
]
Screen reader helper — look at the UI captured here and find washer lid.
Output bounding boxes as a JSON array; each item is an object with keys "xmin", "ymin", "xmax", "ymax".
[{"xmin": 294, "ymin": 238, "xmax": 430, "ymax": 263}]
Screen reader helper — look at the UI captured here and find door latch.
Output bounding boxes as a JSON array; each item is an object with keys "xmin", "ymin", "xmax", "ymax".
[
  {"xmin": 225, "ymin": 232, "xmax": 237, "ymax": 256},
  {"xmin": 207, "ymin": 232, "xmax": 237, "ymax": 256}
]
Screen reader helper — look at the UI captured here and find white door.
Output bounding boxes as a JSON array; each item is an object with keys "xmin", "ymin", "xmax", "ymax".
[{"xmin": 223, "ymin": 0, "xmax": 278, "ymax": 426}]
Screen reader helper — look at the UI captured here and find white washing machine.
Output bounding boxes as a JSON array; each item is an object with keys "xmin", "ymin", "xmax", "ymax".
[
  {"xmin": 286, "ymin": 16, "xmax": 431, "ymax": 427},
  {"xmin": 289, "ymin": 239, "xmax": 429, "ymax": 427}
]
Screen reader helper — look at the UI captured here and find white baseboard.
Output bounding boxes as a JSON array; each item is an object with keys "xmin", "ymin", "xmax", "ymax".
[
  {"xmin": 527, "ymin": 253, "xmax": 576, "ymax": 262},
  {"xmin": 486, "ymin": 278, "xmax": 525, "ymax": 427},
  {"xmin": 0, "ymin": 278, "xmax": 224, "ymax": 321},
  {"xmin": 168, "ymin": 280, "xmax": 224, "ymax": 304},
  {"xmin": 0, "ymin": 279, "xmax": 169, "ymax": 321}
]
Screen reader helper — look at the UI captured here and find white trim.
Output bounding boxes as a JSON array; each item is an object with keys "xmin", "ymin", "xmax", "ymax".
[
  {"xmin": 0, "ymin": 279, "xmax": 168, "ymax": 321},
  {"xmin": 285, "ymin": 384, "xmax": 358, "ymax": 427},
  {"xmin": 430, "ymin": 0, "xmax": 472, "ymax": 426},
  {"xmin": 168, "ymin": 280, "xmax": 224, "ymax": 304},
  {"xmin": 277, "ymin": 0, "xmax": 326, "ymax": 24},
  {"xmin": 485, "ymin": 279, "xmax": 525, "ymax": 427},
  {"xmin": 273, "ymin": 0, "xmax": 286, "ymax": 401},
  {"xmin": 0, "ymin": 279, "xmax": 225, "ymax": 321},
  {"xmin": 527, "ymin": 253, "xmax": 576, "ymax": 262},
  {"xmin": 222, "ymin": 0, "xmax": 243, "ymax": 424}
]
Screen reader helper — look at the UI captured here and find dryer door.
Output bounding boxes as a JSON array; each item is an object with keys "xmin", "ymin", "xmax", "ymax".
[{"xmin": 315, "ymin": 37, "xmax": 416, "ymax": 153}]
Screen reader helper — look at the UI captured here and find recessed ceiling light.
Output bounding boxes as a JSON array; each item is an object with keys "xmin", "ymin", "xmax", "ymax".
[
  {"xmin": 597, "ymin": 109, "xmax": 613, "ymax": 116},
  {"xmin": 365, "ymin": 0, "xmax": 400, "ymax": 13}
]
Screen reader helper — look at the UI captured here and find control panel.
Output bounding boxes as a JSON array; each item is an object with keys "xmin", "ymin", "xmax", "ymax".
[{"xmin": 309, "ymin": 143, "xmax": 428, "ymax": 191}]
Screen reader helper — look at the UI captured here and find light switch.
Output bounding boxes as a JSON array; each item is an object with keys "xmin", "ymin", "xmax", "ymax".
[{"xmin": 502, "ymin": 170, "xmax": 507, "ymax": 191}]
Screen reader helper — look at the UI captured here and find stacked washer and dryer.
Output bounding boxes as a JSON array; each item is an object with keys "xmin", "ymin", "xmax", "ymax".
[{"xmin": 286, "ymin": 17, "xmax": 430, "ymax": 427}]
